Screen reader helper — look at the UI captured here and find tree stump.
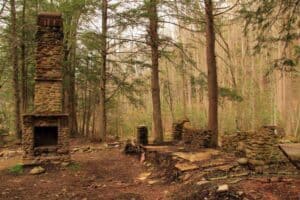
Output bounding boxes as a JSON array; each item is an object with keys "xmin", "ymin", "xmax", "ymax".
[{"xmin": 137, "ymin": 125, "xmax": 148, "ymax": 145}]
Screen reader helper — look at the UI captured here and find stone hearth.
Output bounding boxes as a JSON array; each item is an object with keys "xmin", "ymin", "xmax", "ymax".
[{"xmin": 22, "ymin": 13, "xmax": 70, "ymax": 165}]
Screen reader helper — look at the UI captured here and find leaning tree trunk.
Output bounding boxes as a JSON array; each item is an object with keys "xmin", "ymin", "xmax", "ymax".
[
  {"xmin": 98, "ymin": 0, "xmax": 108, "ymax": 142},
  {"xmin": 205, "ymin": 0, "xmax": 218, "ymax": 147},
  {"xmin": 149, "ymin": 0, "xmax": 163, "ymax": 143},
  {"xmin": 10, "ymin": 0, "xmax": 21, "ymax": 139}
]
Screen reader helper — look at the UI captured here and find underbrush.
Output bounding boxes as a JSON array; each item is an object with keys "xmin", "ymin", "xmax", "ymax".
[{"xmin": 8, "ymin": 164, "xmax": 23, "ymax": 175}]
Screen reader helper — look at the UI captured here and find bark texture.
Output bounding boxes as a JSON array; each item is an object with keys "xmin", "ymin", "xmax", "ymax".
[
  {"xmin": 149, "ymin": 0, "xmax": 163, "ymax": 143},
  {"xmin": 205, "ymin": 0, "xmax": 218, "ymax": 147},
  {"xmin": 10, "ymin": 0, "xmax": 21, "ymax": 139},
  {"xmin": 98, "ymin": 0, "xmax": 108, "ymax": 141},
  {"xmin": 21, "ymin": 0, "xmax": 28, "ymax": 113}
]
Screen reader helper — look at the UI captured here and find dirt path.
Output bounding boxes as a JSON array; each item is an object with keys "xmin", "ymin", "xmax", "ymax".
[{"xmin": 0, "ymin": 147, "xmax": 174, "ymax": 200}]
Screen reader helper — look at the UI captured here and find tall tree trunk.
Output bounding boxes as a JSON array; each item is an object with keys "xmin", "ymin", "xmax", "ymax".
[
  {"xmin": 181, "ymin": 60, "xmax": 187, "ymax": 117},
  {"xmin": 81, "ymin": 82, "xmax": 87, "ymax": 135},
  {"xmin": 204, "ymin": 0, "xmax": 218, "ymax": 147},
  {"xmin": 98, "ymin": 0, "xmax": 108, "ymax": 142},
  {"xmin": 21, "ymin": 0, "xmax": 27, "ymax": 113},
  {"xmin": 85, "ymin": 88, "xmax": 92, "ymax": 137},
  {"xmin": 69, "ymin": 41, "xmax": 78, "ymax": 137},
  {"xmin": 10, "ymin": 0, "xmax": 21, "ymax": 139},
  {"xmin": 63, "ymin": 14, "xmax": 79, "ymax": 137},
  {"xmin": 82, "ymin": 58, "xmax": 89, "ymax": 136},
  {"xmin": 174, "ymin": 0, "xmax": 187, "ymax": 117},
  {"xmin": 148, "ymin": 0, "xmax": 163, "ymax": 143},
  {"xmin": 165, "ymin": 65, "xmax": 175, "ymax": 121}
]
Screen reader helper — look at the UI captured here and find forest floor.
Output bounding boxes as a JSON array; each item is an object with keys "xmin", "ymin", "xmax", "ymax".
[
  {"xmin": 0, "ymin": 139, "xmax": 176, "ymax": 200},
  {"xmin": 0, "ymin": 139, "xmax": 300, "ymax": 200}
]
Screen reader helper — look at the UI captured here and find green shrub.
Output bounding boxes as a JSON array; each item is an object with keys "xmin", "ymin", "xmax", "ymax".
[
  {"xmin": 67, "ymin": 162, "xmax": 81, "ymax": 171},
  {"xmin": 8, "ymin": 164, "xmax": 23, "ymax": 174}
]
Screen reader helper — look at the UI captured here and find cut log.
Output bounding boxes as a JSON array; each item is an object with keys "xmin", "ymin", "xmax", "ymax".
[{"xmin": 279, "ymin": 143, "xmax": 300, "ymax": 169}]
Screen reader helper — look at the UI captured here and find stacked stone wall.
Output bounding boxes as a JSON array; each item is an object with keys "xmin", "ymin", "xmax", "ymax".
[
  {"xmin": 34, "ymin": 81, "xmax": 62, "ymax": 113},
  {"xmin": 222, "ymin": 126, "xmax": 287, "ymax": 164},
  {"xmin": 34, "ymin": 13, "xmax": 63, "ymax": 114},
  {"xmin": 183, "ymin": 128, "xmax": 213, "ymax": 151}
]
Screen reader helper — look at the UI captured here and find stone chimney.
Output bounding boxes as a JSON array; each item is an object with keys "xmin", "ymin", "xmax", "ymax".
[
  {"xmin": 22, "ymin": 13, "xmax": 70, "ymax": 165},
  {"xmin": 34, "ymin": 12, "xmax": 63, "ymax": 113}
]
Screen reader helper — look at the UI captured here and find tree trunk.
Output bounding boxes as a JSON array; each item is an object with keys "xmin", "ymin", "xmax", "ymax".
[
  {"xmin": 69, "ymin": 16, "xmax": 79, "ymax": 137},
  {"xmin": 204, "ymin": 0, "xmax": 218, "ymax": 147},
  {"xmin": 174, "ymin": 0, "xmax": 187, "ymax": 117},
  {"xmin": 148, "ymin": 0, "xmax": 163, "ymax": 143},
  {"xmin": 84, "ymin": 58, "xmax": 89, "ymax": 136},
  {"xmin": 21, "ymin": 0, "xmax": 28, "ymax": 113},
  {"xmin": 85, "ymin": 88, "xmax": 92, "ymax": 137},
  {"xmin": 69, "ymin": 54, "xmax": 78, "ymax": 137},
  {"xmin": 81, "ymin": 80, "xmax": 87, "ymax": 135},
  {"xmin": 165, "ymin": 66, "xmax": 175, "ymax": 121},
  {"xmin": 98, "ymin": 0, "xmax": 108, "ymax": 142},
  {"xmin": 63, "ymin": 14, "xmax": 79, "ymax": 137},
  {"xmin": 10, "ymin": 0, "xmax": 21, "ymax": 139}
]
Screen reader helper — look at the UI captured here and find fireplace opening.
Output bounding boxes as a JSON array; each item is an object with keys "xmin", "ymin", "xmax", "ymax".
[{"xmin": 34, "ymin": 126, "xmax": 58, "ymax": 147}]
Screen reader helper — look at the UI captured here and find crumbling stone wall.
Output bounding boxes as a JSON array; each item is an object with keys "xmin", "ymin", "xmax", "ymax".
[
  {"xmin": 222, "ymin": 126, "xmax": 287, "ymax": 164},
  {"xmin": 183, "ymin": 128, "xmax": 213, "ymax": 151},
  {"xmin": 245, "ymin": 126, "xmax": 286, "ymax": 163},
  {"xmin": 222, "ymin": 131, "xmax": 250, "ymax": 157},
  {"xmin": 172, "ymin": 119, "xmax": 190, "ymax": 141}
]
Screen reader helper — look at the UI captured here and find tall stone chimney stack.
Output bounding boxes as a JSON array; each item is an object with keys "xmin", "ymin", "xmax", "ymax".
[
  {"xmin": 22, "ymin": 13, "xmax": 70, "ymax": 165},
  {"xmin": 34, "ymin": 12, "xmax": 63, "ymax": 113}
]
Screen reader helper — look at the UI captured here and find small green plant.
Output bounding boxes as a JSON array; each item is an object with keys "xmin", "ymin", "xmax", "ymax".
[
  {"xmin": 8, "ymin": 164, "xmax": 23, "ymax": 174},
  {"xmin": 67, "ymin": 162, "xmax": 81, "ymax": 171}
]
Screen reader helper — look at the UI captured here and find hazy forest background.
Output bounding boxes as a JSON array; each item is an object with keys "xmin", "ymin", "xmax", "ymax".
[{"xmin": 0, "ymin": 0, "xmax": 299, "ymax": 143}]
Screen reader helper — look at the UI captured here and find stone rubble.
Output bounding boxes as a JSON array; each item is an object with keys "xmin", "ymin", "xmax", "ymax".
[
  {"xmin": 222, "ymin": 126, "xmax": 288, "ymax": 164},
  {"xmin": 29, "ymin": 166, "xmax": 46, "ymax": 175},
  {"xmin": 0, "ymin": 149, "xmax": 23, "ymax": 159},
  {"xmin": 183, "ymin": 128, "xmax": 213, "ymax": 151},
  {"xmin": 172, "ymin": 119, "xmax": 190, "ymax": 141},
  {"xmin": 217, "ymin": 184, "xmax": 229, "ymax": 193}
]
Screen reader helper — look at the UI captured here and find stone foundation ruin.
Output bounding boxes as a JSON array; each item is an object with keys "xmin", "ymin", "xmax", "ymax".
[
  {"xmin": 171, "ymin": 119, "xmax": 214, "ymax": 150},
  {"xmin": 222, "ymin": 126, "xmax": 287, "ymax": 164},
  {"xmin": 172, "ymin": 119, "xmax": 190, "ymax": 141},
  {"xmin": 22, "ymin": 13, "xmax": 70, "ymax": 165},
  {"xmin": 183, "ymin": 128, "xmax": 213, "ymax": 151}
]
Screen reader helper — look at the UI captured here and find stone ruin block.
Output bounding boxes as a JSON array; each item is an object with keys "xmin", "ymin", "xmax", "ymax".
[
  {"xmin": 222, "ymin": 131, "xmax": 250, "ymax": 157},
  {"xmin": 172, "ymin": 119, "xmax": 190, "ymax": 141},
  {"xmin": 22, "ymin": 12, "xmax": 69, "ymax": 165},
  {"xmin": 221, "ymin": 126, "xmax": 287, "ymax": 164},
  {"xmin": 183, "ymin": 128, "xmax": 213, "ymax": 151}
]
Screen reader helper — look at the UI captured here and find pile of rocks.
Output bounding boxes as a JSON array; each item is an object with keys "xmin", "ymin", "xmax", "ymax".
[
  {"xmin": 222, "ymin": 131, "xmax": 250, "ymax": 156},
  {"xmin": 172, "ymin": 119, "xmax": 190, "ymax": 141},
  {"xmin": 0, "ymin": 149, "xmax": 23, "ymax": 159},
  {"xmin": 124, "ymin": 140, "xmax": 145, "ymax": 155},
  {"xmin": 222, "ymin": 126, "xmax": 287, "ymax": 165},
  {"xmin": 183, "ymin": 128, "xmax": 213, "ymax": 151},
  {"xmin": 172, "ymin": 123, "xmax": 183, "ymax": 141},
  {"xmin": 245, "ymin": 126, "xmax": 286, "ymax": 164}
]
